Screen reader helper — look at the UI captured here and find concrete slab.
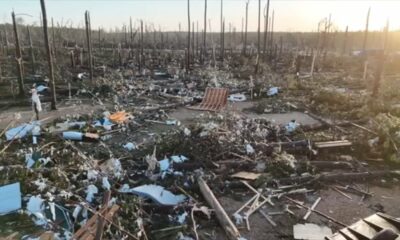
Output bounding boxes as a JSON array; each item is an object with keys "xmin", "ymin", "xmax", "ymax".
[{"xmin": 169, "ymin": 101, "xmax": 321, "ymax": 127}]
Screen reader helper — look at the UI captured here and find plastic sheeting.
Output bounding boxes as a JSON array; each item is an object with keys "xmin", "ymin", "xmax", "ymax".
[
  {"xmin": 130, "ymin": 185, "xmax": 186, "ymax": 205},
  {"xmin": 5, "ymin": 121, "xmax": 40, "ymax": 141},
  {"xmin": 0, "ymin": 182, "xmax": 21, "ymax": 215}
]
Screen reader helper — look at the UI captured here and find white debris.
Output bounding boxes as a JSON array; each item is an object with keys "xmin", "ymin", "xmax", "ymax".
[
  {"xmin": 27, "ymin": 196, "xmax": 47, "ymax": 226},
  {"xmin": 228, "ymin": 93, "xmax": 247, "ymax": 102},
  {"xmin": 87, "ymin": 169, "xmax": 99, "ymax": 181},
  {"xmin": 123, "ymin": 142, "xmax": 136, "ymax": 151},
  {"xmin": 85, "ymin": 184, "xmax": 98, "ymax": 203},
  {"xmin": 267, "ymin": 87, "xmax": 279, "ymax": 96},
  {"xmin": 246, "ymin": 144, "xmax": 255, "ymax": 155},
  {"xmin": 293, "ymin": 223, "xmax": 332, "ymax": 240},
  {"xmin": 184, "ymin": 128, "xmax": 191, "ymax": 136},
  {"xmin": 285, "ymin": 120, "xmax": 299, "ymax": 133},
  {"xmin": 233, "ymin": 213, "xmax": 243, "ymax": 225},
  {"xmin": 102, "ymin": 177, "xmax": 111, "ymax": 190},
  {"xmin": 177, "ymin": 212, "xmax": 188, "ymax": 224}
]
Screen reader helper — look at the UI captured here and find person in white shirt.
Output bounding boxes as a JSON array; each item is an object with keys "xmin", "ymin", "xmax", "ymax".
[{"xmin": 31, "ymin": 84, "xmax": 42, "ymax": 120}]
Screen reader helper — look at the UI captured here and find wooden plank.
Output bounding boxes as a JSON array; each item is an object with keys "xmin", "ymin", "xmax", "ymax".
[{"xmin": 198, "ymin": 177, "xmax": 241, "ymax": 240}]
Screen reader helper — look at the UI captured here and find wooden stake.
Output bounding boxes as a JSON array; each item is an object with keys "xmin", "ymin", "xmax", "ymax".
[{"xmin": 40, "ymin": 0, "xmax": 57, "ymax": 110}]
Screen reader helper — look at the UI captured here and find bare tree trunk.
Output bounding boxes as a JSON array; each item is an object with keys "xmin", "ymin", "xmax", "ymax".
[
  {"xmin": 241, "ymin": 17, "xmax": 244, "ymax": 44},
  {"xmin": 203, "ymin": 0, "xmax": 207, "ymax": 63},
  {"xmin": 130, "ymin": 17, "xmax": 133, "ymax": 47},
  {"xmin": 186, "ymin": 0, "xmax": 191, "ymax": 73},
  {"xmin": 51, "ymin": 18, "xmax": 56, "ymax": 60},
  {"xmin": 243, "ymin": 0, "xmax": 249, "ymax": 55},
  {"xmin": 40, "ymin": 0, "xmax": 57, "ymax": 110},
  {"xmin": 362, "ymin": 7, "xmax": 370, "ymax": 53},
  {"xmin": 11, "ymin": 11, "xmax": 24, "ymax": 97},
  {"xmin": 263, "ymin": 0, "xmax": 270, "ymax": 60},
  {"xmin": 196, "ymin": 21, "xmax": 199, "ymax": 58},
  {"xmin": 70, "ymin": 51, "xmax": 75, "ymax": 68},
  {"xmin": 85, "ymin": 11, "xmax": 93, "ymax": 82},
  {"xmin": 4, "ymin": 27, "xmax": 9, "ymax": 56},
  {"xmin": 192, "ymin": 21, "xmax": 195, "ymax": 63},
  {"xmin": 98, "ymin": 27, "xmax": 101, "ymax": 52},
  {"xmin": 140, "ymin": 20, "xmax": 144, "ymax": 71},
  {"xmin": 269, "ymin": 10, "xmax": 275, "ymax": 59},
  {"xmin": 372, "ymin": 20, "xmax": 389, "ymax": 97},
  {"xmin": 124, "ymin": 24, "xmax": 128, "ymax": 48},
  {"xmin": 220, "ymin": 0, "xmax": 223, "ymax": 60},
  {"xmin": 221, "ymin": 19, "xmax": 225, "ymax": 62},
  {"xmin": 27, "ymin": 26, "xmax": 35, "ymax": 75},
  {"xmin": 255, "ymin": 0, "xmax": 261, "ymax": 74},
  {"xmin": 342, "ymin": 25, "xmax": 348, "ymax": 56}
]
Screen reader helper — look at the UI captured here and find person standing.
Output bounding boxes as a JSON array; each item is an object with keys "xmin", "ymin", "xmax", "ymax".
[{"xmin": 31, "ymin": 84, "xmax": 42, "ymax": 120}]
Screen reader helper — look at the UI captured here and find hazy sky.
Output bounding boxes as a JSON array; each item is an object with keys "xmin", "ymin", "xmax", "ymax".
[{"xmin": 1, "ymin": 0, "xmax": 399, "ymax": 32}]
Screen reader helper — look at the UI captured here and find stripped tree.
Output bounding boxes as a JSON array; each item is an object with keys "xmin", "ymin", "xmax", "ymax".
[
  {"xmin": 27, "ymin": 26, "xmax": 36, "ymax": 74},
  {"xmin": 85, "ymin": 10, "xmax": 93, "ymax": 82},
  {"xmin": 203, "ymin": 0, "xmax": 207, "ymax": 63},
  {"xmin": 372, "ymin": 20, "xmax": 389, "ymax": 97},
  {"xmin": 187, "ymin": 0, "xmax": 191, "ymax": 72},
  {"xmin": 243, "ymin": 0, "xmax": 249, "ymax": 55},
  {"xmin": 40, "ymin": 0, "xmax": 57, "ymax": 110},
  {"xmin": 255, "ymin": 0, "xmax": 261, "ymax": 74},
  {"xmin": 220, "ymin": 0, "xmax": 223, "ymax": 60},
  {"xmin": 263, "ymin": 0, "xmax": 270, "ymax": 60},
  {"xmin": 11, "ymin": 11, "xmax": 24, "ymax": 96},
  {"xmin": 341, "ymin": 25, "xmax": 348, "ymax": 56},
  {"xmin": 362, "ymin": 7, "xmax": 370, "ymax": 53}
]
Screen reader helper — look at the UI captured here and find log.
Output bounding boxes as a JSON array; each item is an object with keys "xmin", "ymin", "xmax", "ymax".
[{"xmin": 197, "ymin": 177, "xmax": 241, "ymax": 240}]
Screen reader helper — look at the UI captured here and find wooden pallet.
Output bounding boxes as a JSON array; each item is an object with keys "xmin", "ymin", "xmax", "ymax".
[{"xmin": 188, "ymin": 88, "xmax": 229, "ymax": 111}]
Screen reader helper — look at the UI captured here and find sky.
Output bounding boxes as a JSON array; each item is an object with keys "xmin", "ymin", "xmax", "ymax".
[{"xmin": 1, "ymin": 0, "xmax": 399, "ymax": 32}]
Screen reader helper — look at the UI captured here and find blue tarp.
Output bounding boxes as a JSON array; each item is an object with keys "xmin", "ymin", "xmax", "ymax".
[
  {"xmin": 5, "ymin": 121, "xmax": 40, "ymax": 141},
  {"xmin": 0, "ymin": 182, "xmax": 21, "ymax": 215}
]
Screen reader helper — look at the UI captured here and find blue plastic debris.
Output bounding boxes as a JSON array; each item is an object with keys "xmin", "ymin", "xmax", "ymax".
[
  {"xmin": 159, "ymin": 159, "xmax": 170, "ymax": 172},
  {"xmin": 123, "ymin": 142, "xmax": 136, "ymax": 151},
  {"xmin": 130, "ymin": 185, "xmax": 186, "ymax": 205},
  {"xmin": 93, "ymin": 118, "xmax": 114, "ymax": 130},
  {"xmin": 0, "ymin": 182, "xmax": 21, "ymax": 215},
  {"xmin": 285, "ymin": 120, "xmax": 299, "ymax": 134},
  {"xmin": 36, "ymin": 85, "xmax": 48, "ymax": 93},
  {"xmin": 5, "ymin": 121, "xmax": 40, "ymax": 141},
  {"xmin": 267, "ymin": 87, "xmax": 279, "ymax": 96},
  {"xmin": 62, "ymin": 131, "xmax": 83, "ymax": 141}
]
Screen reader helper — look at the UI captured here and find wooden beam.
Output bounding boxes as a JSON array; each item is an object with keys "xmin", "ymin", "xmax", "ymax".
[{"xmin": 198, "ymin": 177, "xmax": 241, "ymax": 240}]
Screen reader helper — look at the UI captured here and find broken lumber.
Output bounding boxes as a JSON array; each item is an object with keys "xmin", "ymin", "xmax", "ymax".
[{"xmin": 197, "ymin": 177, "xmax": 241, "ymax": 240}]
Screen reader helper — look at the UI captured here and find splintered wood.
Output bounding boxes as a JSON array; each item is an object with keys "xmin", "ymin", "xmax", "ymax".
[
  {"xmin": 197, "ymin": 177, "xmax": 242, "ymax": 240},
  {"xmin": 74, "ymin": 191, "xmax": 120, "ymax": 240}
]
